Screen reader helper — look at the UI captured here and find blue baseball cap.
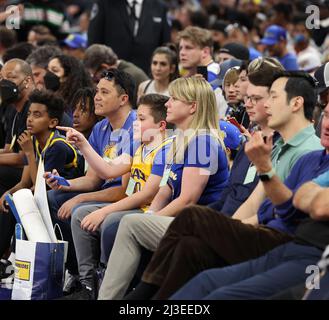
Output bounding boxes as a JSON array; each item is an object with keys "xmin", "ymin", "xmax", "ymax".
[
  {"xmin": 62, "ymin": 33, "xmax": 87, "ymax": 49},
  {"xmin": 219, "ymin": 120, "xmax": 242, "ymax": 151},
  {"xmin": 260, "ymin": 25, "xmax": 287, "ymax": 46}
]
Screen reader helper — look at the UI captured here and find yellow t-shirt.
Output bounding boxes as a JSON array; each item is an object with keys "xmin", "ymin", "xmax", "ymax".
[{"xmin": 127, "ymin": 137, "xmax": 173, "ymax": 211}]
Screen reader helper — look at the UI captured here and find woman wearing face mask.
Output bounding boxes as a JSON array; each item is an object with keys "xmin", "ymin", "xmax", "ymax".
[
  {"xmin": 44, "ymin": 54, "xmax": 93, "ymax": 116},
  {"xmin": 137, "ymin": 46, "xmax": 178, "ymax": 101}
]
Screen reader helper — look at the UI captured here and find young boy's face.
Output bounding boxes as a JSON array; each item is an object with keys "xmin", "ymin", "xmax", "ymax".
[
  {"xmin": 27, "ymin": 103, "xmax": 57, "ymax": 135},
  {"xmin": 133, "ymin": 104, "xmax": 163, "ymax": 143},
  {"xmin": 73, "ymin": 98, "xmax": 97, "ymax": 134}
]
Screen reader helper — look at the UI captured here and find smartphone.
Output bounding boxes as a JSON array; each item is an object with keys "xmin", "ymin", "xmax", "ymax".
[
  {"xmin": 227, "ymin": 117, "xmax": 244, "ymax": 133},
  {"xmin": 49, "ymin": 174, "xmax": 70, "ymax": 187},
  {"xmin": 196, "ymin": 66, "xmax": 208, "ymax": 81}
]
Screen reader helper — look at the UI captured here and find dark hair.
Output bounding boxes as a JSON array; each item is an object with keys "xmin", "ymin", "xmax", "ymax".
[
  {"xmin": 29, "ymin": 89, "xmax": 65, "ymax": 122},
  {"xmin": 138, "ymin": 94, "xmax": 169, "ymax": 123},
  {"xmin": 50, "ymin": 54, "xmax": 93, "ymax": 109},
  {"xmin": 0, "ymin": 26, "xmax": 17, "ymax": 49},
  {"xmin": 71, "ymin": 87, "xmax": 96, "ymax": 115},
  {"xmin": 273, "ymin": 71, "xmax": 317, "ymax": 121},
  {"xmin": 102, "ymin": 69, "xmax": 136, "ymax": 106},
  {"xmin": 190, "ymin": 10, "xmax": 209, "ymax": 29},
  {"xmin": 3, "ymin": 42, "xmax": 35, "ymax": 63},
  {"xmin": 30, "ymin": 25, "xmax": 51, "ymax": 36},
  {"xmin": 83, "ymin": 44, "xmax": 118, "ymax": 70},
  {"xmin": 26, "ymin": 45, "xmax": 62, "ymax": 68},
  {"xmin": 151, "ymin": 46, "xmax": 179, "ymax": 81},
  {"xmin": 273, "ymin": 3, "xmax": 293, "ymax": 21},
  {"xmin": 238, "ymin": 60, "xmax": 249, "ymax": 74}
]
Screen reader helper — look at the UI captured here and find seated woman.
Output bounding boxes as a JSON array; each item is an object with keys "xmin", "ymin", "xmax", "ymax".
[
  {"xmin": 46, "ymin": 54, "xmax": 93, "ymax": 116},
  {"xmin": 97, "ymin": 77, "xmax": 230, "ymax": 300}
]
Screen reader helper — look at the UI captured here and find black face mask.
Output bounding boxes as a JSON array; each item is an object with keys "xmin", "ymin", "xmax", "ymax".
[
  {"xmin": 0, "ymin": 79, "xmax": 19, "ymax": 106},
  {"xmin": 44, "ymin": 71, "xmax": 60, "ymax": 91}
]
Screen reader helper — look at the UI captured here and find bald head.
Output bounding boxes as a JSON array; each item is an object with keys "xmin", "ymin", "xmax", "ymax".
[
  {"xmin": 3, "ymin": 58, "xmax": 33, "ymax": 78},
  {"xmin": 1, "ymin": 58, "xmax": 35, "ymax": 104}
]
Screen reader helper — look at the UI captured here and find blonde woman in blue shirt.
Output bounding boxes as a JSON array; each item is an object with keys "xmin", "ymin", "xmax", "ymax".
[{"xmin": 97, "ymin": 77, "xmax": 230, "ymax": 300}]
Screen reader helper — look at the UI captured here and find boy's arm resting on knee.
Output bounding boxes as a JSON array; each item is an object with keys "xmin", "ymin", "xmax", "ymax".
[{"xmin": 232, "ymin": 182, "xmax": 266, "ymax": 222}]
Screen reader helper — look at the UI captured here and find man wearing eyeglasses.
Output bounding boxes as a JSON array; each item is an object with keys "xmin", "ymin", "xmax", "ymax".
[
  {"xmin": 45, "ymin": 69, "xmax": 137, "ymax": 295},
  {"xmin": 128, "ymin": 70, "xmax": 325, "ymax": 300}
]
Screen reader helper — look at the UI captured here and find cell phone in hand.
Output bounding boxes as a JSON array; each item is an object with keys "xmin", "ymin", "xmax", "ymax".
[
  {"xmin": 227, "ymin": 117, "xmax": 244, "ymax": 133},
  {"xmin": 197, "ymin": 66, "xmax": 208, "ymax": 81},
  {"xmin": 49, "ymin": 174, "xmax": 70, "ymax": 187}
]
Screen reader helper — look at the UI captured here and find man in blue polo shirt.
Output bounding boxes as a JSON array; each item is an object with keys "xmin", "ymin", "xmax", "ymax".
[
  {"xmin": 260, "ymin": 25, "xmax": 299, "ymax": 71},
  {"xmin": 45, "ymin": 69, "xmax": 136, "ymax": 286}
]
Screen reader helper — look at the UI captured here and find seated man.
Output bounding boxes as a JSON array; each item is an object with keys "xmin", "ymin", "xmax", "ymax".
[
  {"xmin": 172, "ymin": 130, "xmax": 329, "ymax": 299},
  {"xmin": 113, "ymin": 71, "xmax": 325, "ymax": 300}
]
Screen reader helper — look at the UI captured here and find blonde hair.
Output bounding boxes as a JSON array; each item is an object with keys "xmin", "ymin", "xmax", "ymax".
[
  {"xmin": 167, "ymin": 77, "xmax": 226, "ymax": 163},
  {"xmin": 177, "ymin": 26, "xmax": 213, "ymax": 50}
]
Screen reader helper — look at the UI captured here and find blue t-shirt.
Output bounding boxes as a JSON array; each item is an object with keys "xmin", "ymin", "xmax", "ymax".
[
  {"xmin": 279, "ymin": 52, "xmax": 299, "ymax": 71},
  {"xmin": 312, "ymin": 170, "xmax": 329, "ymax": 187},
  {"xmin": 258, "ymin": 149, "xmax": 329, "ymax": 235},
  {"xmin": 88, "ymin": 110, "xmax": 136, "ymax": 189},
  {"xmin": 168, "ymin": 134, "xmax": 229, "ymax": 205},
  {"xmin": 207, "ymin": 61, "xmax": 220, "ymax": 90},
  {"xmin": 249, "ymin": 47, "xmax": 262, "ymax": 60}
]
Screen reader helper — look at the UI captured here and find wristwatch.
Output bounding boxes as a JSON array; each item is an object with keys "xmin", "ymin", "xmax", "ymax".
[{"xmin": 257, "ymin": 168, "xmax": 275, "ymax": 181}]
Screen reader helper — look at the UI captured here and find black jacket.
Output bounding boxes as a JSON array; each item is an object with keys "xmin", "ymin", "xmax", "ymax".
[{"xmin": 88, "ymin": 0, "xmax": 171, "ymax": 73}]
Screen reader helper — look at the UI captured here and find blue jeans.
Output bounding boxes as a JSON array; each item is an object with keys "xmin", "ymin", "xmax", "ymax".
[{"xmin": 171, "ymin": 242, "xmax": 323, "ymax": 300}]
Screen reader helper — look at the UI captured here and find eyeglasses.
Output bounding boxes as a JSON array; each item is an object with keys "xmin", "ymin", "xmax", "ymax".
[
  {"xmin": 244, "ymin": 95, "xmax": 264, "ymax": 105},
  {"xmin": 102, "ymin": 70, "xmax": 128, "ymax": 94}
]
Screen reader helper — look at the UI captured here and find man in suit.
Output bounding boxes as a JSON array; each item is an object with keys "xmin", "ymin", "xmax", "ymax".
[{"xmin": 87, "ymin": 0, "xmax": 171, "ymax": 73}]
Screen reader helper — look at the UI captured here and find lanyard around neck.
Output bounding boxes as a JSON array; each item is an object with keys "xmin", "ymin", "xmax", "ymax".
[{"xmin": 35, "ymin": 131, "xmax": 55, "ymax": 159}]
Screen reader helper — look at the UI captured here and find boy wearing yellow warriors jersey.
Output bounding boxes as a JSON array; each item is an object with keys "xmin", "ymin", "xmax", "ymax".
[{"xmin": 57, "ymin": 94, "xmax": 172, "ymax": 299}]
